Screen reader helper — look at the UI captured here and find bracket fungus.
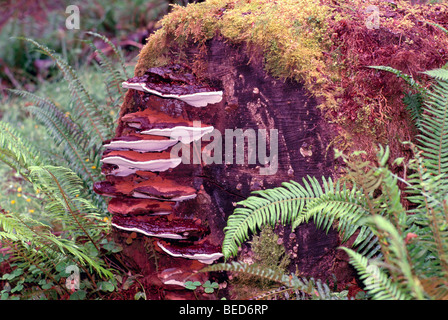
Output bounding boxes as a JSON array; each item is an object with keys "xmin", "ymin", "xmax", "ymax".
[
  {"xmin": 104, "ymin": 134, "xmax": 179, "ymax": 152},
  {"xmin": 158, "ymin": 267, "xmax": 208, "ymax": 290},
  {"xmin": 121, "ymin": 108, "xmax": 215, "ymax": 144},
  {"xmin": 141, "ymin": 125, "xmax": 214, "ymax": 144},
  {"xmin": 122, "ymin": 65, "xmax": 223, "ymax": 108},
  {"xmin": 157, "ymin": 240, "xmax": 224, "ymax": 265},
  {"xmin": 111, "ymin": 215, "xmax": 208, "ymax": 240},
  {"xmin": 94, "ymin": 176, "xmax": 197, "ymax": 201},
  {"xmin": 101, "ymin": 150, "xmax": 182, "ymax": 176},
  {"xmin": 94, "ymin": 64, "xmax": 224, "ymax": 299},
  {"xmin": 107, "ymin": 197, "xmax": 175, "ymax": 216}
]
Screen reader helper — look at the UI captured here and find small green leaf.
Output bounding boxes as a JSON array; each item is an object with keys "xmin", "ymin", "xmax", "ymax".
[
  {"xmin": 392, "ymin": 157, "xmax": 404, "ymax": 166},
  {"xmin": 204, "ymin": 287, "xmax": 214, "ymax": 294},
  {"xmin": 98, "ymin": 281, "xmax": 115, "ymax": 292},
  {"xmin": 134, "ymin": 291, "xmax": 146, "ymax": 300},
  {"xmin": 185, "ymin": 281, "xmax": 201, "ymax": 290},
  {"xmin": 11, "ymin": 283, "xmax": 23, "ymax": 293},
  {"xmin": 69, "ymin": 290, "xmax": 86, "ymax": 300}
]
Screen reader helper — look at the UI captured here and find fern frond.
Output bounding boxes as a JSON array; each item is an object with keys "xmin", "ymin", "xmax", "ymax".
[
  {"xmin": 0, "ymin": 211, "xmax": 112, "ymax": 280},
  {"xmin": 16, "ymin": 37, "xmax": 111, "ymax": 143},
  {"xmin": 85, "ymin": 41, "xmax": 124, "ymax": 120},
  {"xmin": 84, "ymin": 32, "xmax": 130, "ymax": 128},
  {"xmin": 423, "ymin": 68, "xmax": 448, "ymax": 82},
  {"xmin": 28, "ymin": 165, "xmax": 106, "ymax": 246},
  {"xmin": 341, "ymin": 247, "xmax": 410, "ymax": 300},
  {"xmin": 86, "ymin": 31, "xmax": 129, "ymax": 80},
  {"xmin": 368, "ymin": 65, "xmax": 425, "ymax": 93},
  {"xmin": 425, "ymin": 21, "xmax": 448, "ymax": 35},
  {"xmin": 222, "ymin": 177, "xmax": 322, "ymax": 259},
  {"xmin": 8, "ymin": 89, "xmax": 100, "ymax": 185},
  {"xmin": 416, "ymin": 71, "xmax": 448, "ymax": 177},
  {"xmin": 203, "ymin": 261, "xmax": 346, "ymax": 300},
  {"xmin": 368, "ymin": 215, "xmax": 425, "ymax": 299},
  {"xmin": 223, "ymin": 174, "xmax": 380, "ymax": 259},
  {"xmin": 403, "ymin": 92, "xmax": 423, "ymax": 127},
  {"xmin": 0, "ymin": 121, "xmax": 42, "ymax": 177}
]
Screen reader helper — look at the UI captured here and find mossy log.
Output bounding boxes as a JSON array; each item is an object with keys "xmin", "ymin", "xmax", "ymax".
[{"xmin": 104, "ymin": 39, "xmax": 342, "ymax": 299}]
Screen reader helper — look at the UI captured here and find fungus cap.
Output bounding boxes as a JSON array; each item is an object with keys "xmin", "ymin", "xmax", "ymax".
[
  {"xmin": 157, "ymin": 240, "xmax": 223, "ymax": 264},
  {"xmin": 122, "ymin": 81, "xmax": 223, "ymax": 108}
]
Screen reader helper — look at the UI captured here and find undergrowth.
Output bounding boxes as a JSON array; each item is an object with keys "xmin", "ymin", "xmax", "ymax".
[{"xmin": 0, "ymin": 33, "xmax": 129, "ymax": 300}]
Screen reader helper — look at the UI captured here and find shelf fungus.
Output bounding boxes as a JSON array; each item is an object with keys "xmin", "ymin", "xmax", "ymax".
[
  {"xmin": 158, "ymin": 267, "xmax": 208, "ymax": 290},
  {"xmin": 111, "ymin": 215, "xmax": 208, "ymax": 240},
  {"xmin": 121, "ymin": 109, "xmax": 214, "ymax": 144},
  {"xmin": 93, "ymin": 175, "xmax": 197, "ymax": 202},
  {"xmin": 104, "ymin": 134, "xmax": 178, "ymax": 152},
  {"xmin": 107, "ymin": 197, "xmax": 175, "ymax": 216},
  {"xmin": 95, "ymin": 64, "xmax": 224, "ymax": 298},
  {"xmin": 122, "ymin": 65, "xmax": 223, "ymax": 108},
  {"xmin": 101, "ymin": 150, "xmax": 182, "ymax": 176},
  {"xmin": 156, "ymin": 240, "xmax": 224, "ymax": 265}
]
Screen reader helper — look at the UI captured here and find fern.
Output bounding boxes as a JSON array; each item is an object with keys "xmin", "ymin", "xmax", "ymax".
[
  {"xmin": 418, "ymin": 69, "xmax": 448, "ymax": 177},
  {"xmin": 84, "ymin": 32, "xmax": 129, "ymax": 120},
  {"xmin": 368, "ymin": 65, "xmax": 426, "ymax": 93},
  {"xmin": 86, "ymin": 31, "xmax": 129, "ymax": 80},
  {"xmin": 28, "ymin": 165, "xmax": 106, "ymax": 245},
  {"xmin": 223, "ymin": 174, "xmax": 379, "ymax": 259},
  {"xmin": 369, "ymin": 65, "xmax": 427, "ymax": 126},
  {"xmin": 342, "ymin": 214, "xmax": 426, "ymax": 300},
  {"xmin": 222, "ymin": 177, "xmax": 318, "ymax": 258},
  {"xmin": 7, "ymin": 90, "xmax": 100, "ymax": 184},
  {"xmin": 0, "ymin": 210, "xmax": 112, "ymax": 282},
  {"xmin": 341, "ymin": 248, "xmax": 409, "ymax": 300},
  {"xmin": 7, "ymin": 36, "xmax": 127, "ymax": 211},
  {"xmin": 203, "ymin": 261, "xmax": 346, "ymax": 300},
  {"xmin": 0, "ymin": 121, "xmax": 42, "ymax": 177},
  {"xmin": 403, "ymin": 92, "xmax": 423, "ymax": 127},
  {"xmin": 0, "ymin": 35, "xmax": 129, "ymax": 298},
  {"xmin": 0, "ymin": 163, "xmax": 114, "ymax": 297},
  {"xmin": 15, "ymin": 37, "xmax": 114, "ymax": 144}
]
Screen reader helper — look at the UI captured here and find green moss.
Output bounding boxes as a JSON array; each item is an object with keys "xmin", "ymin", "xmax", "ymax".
[
  {"xmin": 136, "ymin": 0, "xmax": 333, "ymax": 93},
  {"xmin": 228, "ymin": 225, "xmax": 290, "ymax": 299}
]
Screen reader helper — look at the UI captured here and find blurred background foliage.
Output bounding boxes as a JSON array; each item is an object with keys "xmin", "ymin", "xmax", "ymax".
[{"xmin": 0, "ymin": 0, "xmax": 201, "ymax": 91}]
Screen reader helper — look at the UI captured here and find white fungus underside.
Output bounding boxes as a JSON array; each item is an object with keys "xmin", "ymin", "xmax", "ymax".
[
  {"xmin": 133, "ymin": 191, "xmax": 197, "ymax": 202},
  {"xmin": 122, "ymin": 81, "xmax": 223, "ymax": 108},
  {"xmin": 104, "ymin": 139, "xmax": 179, "ymax": 152},
  {"xmin": 111, "ymin": 223, "xmax": 185, "ymax": 240},
  {"xmin": 157, "ymin": 241, "xmax": 224, "ymax": 265},
  {"xmin": 101, "ymin": 156, "xmax": 182, "ymax": 176},
  {"xmin": 141, "ymin": 126, "xmax": 214, "ymax": 144}
]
